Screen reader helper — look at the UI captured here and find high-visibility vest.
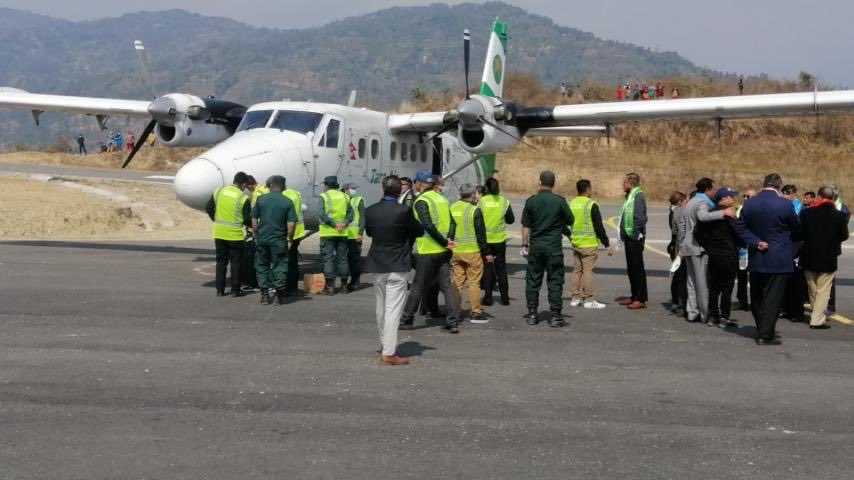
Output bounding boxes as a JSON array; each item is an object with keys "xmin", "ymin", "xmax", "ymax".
[
  {"xmin": 569, "ymin": 196, "xmax": 599, "ymax": 249},
  {"xmin": 212, "ymin": 185, "xmax": 248, "ymax": 241},
  {"xmin": 346, "ymin": 195, "xmax": 365, "ymax": 240},
  {"xmin": 318, "ymin": 189, "xmax": 349, "ymax": 238},
  {"xmin": 478, "ymin": 194, "xmax": 510, "ymax": 244},
  {"xmin": 450, "ymin": 200, "xmax": 480, "ymax": 254},
  {"xmin": 283, "ymin": 188, "xmax": 306, "ymax": 240},
  {"xmin": 250, "ymin": 185, "xmax": 269, "ymax": 207},
  {"xmin": 413, "ymin": 190, "xmax": 451, "ymax": 254}
]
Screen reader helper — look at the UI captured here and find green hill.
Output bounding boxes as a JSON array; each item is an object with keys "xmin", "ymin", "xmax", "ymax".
[{"xmin": 0, "ymin": 2, "xmax": 710, "ymax": 147}]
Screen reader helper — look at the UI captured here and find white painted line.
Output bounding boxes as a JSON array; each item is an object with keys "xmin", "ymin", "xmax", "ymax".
[{"xmin": 145, "ymin": 175, "xmax": 175, "ymax": 181}]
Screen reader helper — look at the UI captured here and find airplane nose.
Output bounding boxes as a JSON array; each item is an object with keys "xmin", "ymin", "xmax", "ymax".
[{"xmin": 174, "ymin": 157, "xmax": 224, "ymax": 210}]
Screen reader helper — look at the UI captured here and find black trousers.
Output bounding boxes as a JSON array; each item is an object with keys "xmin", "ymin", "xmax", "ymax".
[
  {"xmin": 241, "ymin": 239, "xmax": 258, "ymax": 288},
  {"xmin": 671, "ymin": 262, "xmax": 688, "ymax": 308},
  {"xmin": 347, "ymin": 239, "xmax": 362, "ymax": 286},
  {"xmin": 402, "ymin": 252, "xmax": 461, "ymax": 326},
  {"xmin": 287, "ymin": 238, "xmax": 301, "ymax": 294},
  {"xmin": 482, "ymin": 241, "xmax": 509, "ymax": 301},
  {"xmin": 736, "ymin": 269, "xmax": 750, "ymax": 309},
  {"xmin": 750, "ymin": 272, "xmax": 788, "ymax": 340},
  {"xmin": 708, "ymin": 253, "xmax": 737, "ymax": 320},
  {"xmin": 215, "ymin": 239, "xmax": 245, "ymax": 293},
  {"xmin": 783, "ymin": 266, "xmax": 806, "ymax": 320},
  {"xmin": 624, "ymin": 238, "xmax": 648, "ymax": 303}
]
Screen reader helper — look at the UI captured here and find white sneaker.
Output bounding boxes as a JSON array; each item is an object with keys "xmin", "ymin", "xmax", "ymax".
[
  {"xmin": 569, "ymin": 298, "xmax": 583, "ymax": 308},
  {"xmin": 583, "ymin": 300, "xmax": 606, "ymax": 309}
]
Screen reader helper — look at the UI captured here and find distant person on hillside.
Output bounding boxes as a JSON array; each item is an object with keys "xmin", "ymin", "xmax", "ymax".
[
  {"xmin": 738, "ymin": 77, "xmax": 745, "ymax": 95},
  {"xmin": 671, "ymin": 88, "xmax": 681, "ymax": 99},
  {"xmin": 616, "ymin": 84, "xmax": 625, "ymax": 101},
  {"xmin": 126, "ymin": 132, "xmax": 136, "ymax": 152},
  {"xmin": 656, "ymin": 83, "xmax": 665, "ymax": 99},
  {"xmin": 559, "ymin": 82, "xmax": 568, "ymax": 98},
  {"xmin": 76, "ymin": 134, "xmax": 87, "ymax": 155},
  {"xmin": 647, "ymin": 84, "xmax": 656, "ymax": 100}
]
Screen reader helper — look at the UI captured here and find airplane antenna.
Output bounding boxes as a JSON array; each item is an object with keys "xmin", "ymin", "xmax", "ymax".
[
  {"xmin": 463, "ymin": 29, "xmax": 471, "ymax": 99},
  {"xmin": 134, "ymin": 40, "xmax": 157, "ymax": 100},
  {"xmin": 347, "ymin": 90, "xmax": 358, "ymax": 107}
]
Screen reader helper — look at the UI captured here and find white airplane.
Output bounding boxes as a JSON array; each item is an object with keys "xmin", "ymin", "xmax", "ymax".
[{"xmin": 2, "ymin": 20, "xmax": 854, "ymax": 227}]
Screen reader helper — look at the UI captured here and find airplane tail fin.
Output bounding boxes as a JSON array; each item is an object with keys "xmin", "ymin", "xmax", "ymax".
[{"xmin": 479, "ymin": 19, "xmax": 508, "ymax": 99}]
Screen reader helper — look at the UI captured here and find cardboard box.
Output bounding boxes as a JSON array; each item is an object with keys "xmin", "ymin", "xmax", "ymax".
[{"xmin": 303, "ymin": 273, "xmax": 326, "ymax": 294}]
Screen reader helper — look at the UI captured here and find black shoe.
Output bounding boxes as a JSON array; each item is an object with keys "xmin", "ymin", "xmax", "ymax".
[
  {"xmin": 399, "ymin": 319, "xmax": 415, "ymax": 331},
  {"xmin": 810, "ymin": 324, "xmax": 831, "ymax": 330},
  {"xmin": 446, "ymin": 324, "xmax": 460, "ymax": 334},
  {"xmin": 230, "ymin": 290, "xmax": 244, "ymax": 298},
  {"xmin": 548, "ymin": 312, "xmax": 567, "ymax": 328},
  {"xmin": 260, "ymin": 291, "xmax": 272, "ymax": 305},
  {"xmin": 322, "ymin": 286, "xmax": 336, "ymax": 296},
  {"xmin": 481, "ymin": 296, "xmax": 494, "ymax": 307},
  {"xmin": 525, "ymin": 310, "xmax": 539, "ymax": 326},
  {"xmin": 276, "ymin": 290, "xmax": 289, "ymax": 305},
  {"xmin": 756, "ymin": 337, "xmax": 782, "ymax": 346},
  {"xmin": 500, "ymin": 298, "xmax": 511, "ymax": 306},
  {"xmin": 216, "ymin": 290, "xmax": 226, "ymax": 297},
  {"xmin": 345, "ymin": 283, "xmax": 356, "ymax": 293},
  {"xmin": 721, "ymin": 318, "xmax": 738, "ymax": 329},
  {"xmin": 469, "ymin": 311, "xmax": 490, "ymax": 323}
]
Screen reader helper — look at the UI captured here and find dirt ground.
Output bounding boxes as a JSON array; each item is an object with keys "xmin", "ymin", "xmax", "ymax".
[
  {"xmin": 0, "ymin": 148, "xmax": 197, "ymax": 173},
  {"xmin": 0, "ymin": 175, "xmax": 210, "ymax": 241}
]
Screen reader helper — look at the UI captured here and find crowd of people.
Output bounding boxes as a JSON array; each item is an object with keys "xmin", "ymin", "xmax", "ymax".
[
  {"xmin": 668, "ymin": 175, "xmax": 850, "ymax": 345},
  {"xmin": 207, "ymin": 167, "xmax": 849, "ymax": 365},
  {"xmin": 615, "ymin": 81, "xmax": 679, "ymax": 101}
]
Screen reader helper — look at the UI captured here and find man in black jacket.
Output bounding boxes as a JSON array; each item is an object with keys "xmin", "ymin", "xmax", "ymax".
[
  {"xmin": 365, "ymin": 176, "xmax": 423, "ymax": 365},
  {"xmin": 800, "ymin": 186, "xmax": 849, "ymax": 329},
  {"xmin": 696, "ymin": 187, "xmax": 742, "ymax": 328}
]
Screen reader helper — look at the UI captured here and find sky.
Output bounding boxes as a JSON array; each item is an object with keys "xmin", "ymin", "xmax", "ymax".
[{"xmin": 2, "ymin": 0, "xmax": 852, "ymax": 86}]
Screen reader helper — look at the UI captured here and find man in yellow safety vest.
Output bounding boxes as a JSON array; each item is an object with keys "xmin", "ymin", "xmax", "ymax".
[
  {"xmin": 399, "ymin": 171, "xmax": 462, "ymax": 333},
  {"xmin": 205, "ymin": 172, "xmax": 252, "ymax": 297},
  {"xmin": 478, "ymin": 177, "xmax": 515, "ymax": 306},
  {"xmin": 318, "ymin": 176, "xmax": 353, "ymax": 295},
  {"xmin": 568, "ymin": 179, "xmax": 613, "ymax": 309},
  {"xmin": 449, "ymin": 184, "xmax": 493, "ymax": 322},
  {"xmin": 343, "ymin": 183, "xmax": 366, "ymax": 293}
]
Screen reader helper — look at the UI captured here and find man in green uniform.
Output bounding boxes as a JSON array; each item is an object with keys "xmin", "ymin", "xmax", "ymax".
[
  {"xmin": 319, "ymin": 176, "xmax": 353, "ymax": 295},
  {"xmin": 521, "ymin": 171, "xmax": 574, "ymax": 327},
  {"xmin": 343, "ymin": 183, "xmax": 366, "ymax": 293},
  {"xmin": 252, "ymin": 175, "xmax": 296, "ymax": 305},
  {"xmin": 283, "ymin": 185, "xmax": 307, "ymax": 295},
  {"xmin": 206, "ymin": 172, "xmax": 252, "ymax": 298}
]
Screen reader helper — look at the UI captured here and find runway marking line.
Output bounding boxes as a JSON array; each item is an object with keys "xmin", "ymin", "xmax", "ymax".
[{"xmin": 605, "ymin": 216, "xmax": 670, "ymax": 258}]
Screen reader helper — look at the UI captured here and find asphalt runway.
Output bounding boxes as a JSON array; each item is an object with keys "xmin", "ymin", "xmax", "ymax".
[{"xmin": 2, "ymin": 205, "xmax": 853, "ymax": 478}]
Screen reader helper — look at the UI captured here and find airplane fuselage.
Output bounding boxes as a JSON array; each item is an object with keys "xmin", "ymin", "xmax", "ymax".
[{"xmin": 173, "ymin": 101, "xmax": 484, "ymax": 225}]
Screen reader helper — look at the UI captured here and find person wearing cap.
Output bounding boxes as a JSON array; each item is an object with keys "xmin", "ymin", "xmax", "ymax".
[
  {"xmin": 318, "ymin": 176, "xmax": 354, "ymax": 295},
  {"xmin": 449, "ymin": 183, "xmax": 492, "ymax": 322},
  {"xmin": 521, "ymin": 171, "xmax": 574, "ymax": 327},
  {"xmin": 696, "ymin": 186, "xmax": 742, "ymax": 328},
  {"xmin": 682, "ymin": 178, "xmax": 738, "ymax": 325},
  {"xmin": 282, "ymin": 183, "xmax": 307, "ymax": 295},
  {"xmin": 399, "ymin": 171, "xmax": 462, "ymax": 333},
  {"xmin": 206, "ymin": 172, "xmax": 253, "ymax": 297},
  {"xmin": 252, "ymin": 175, "xmax": 296, "ymax": 305},
  {"xmin": 343, "ymin": 183, "xmax": 366, "ymax": 293},
  {"xmin": 479, "ymin": 177, "xmax": 515, "ymax": 307}
]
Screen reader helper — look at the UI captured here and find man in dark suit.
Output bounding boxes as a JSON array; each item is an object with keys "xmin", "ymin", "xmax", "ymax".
[
  {"xmin": 739, "ymin": 173, "xmax": 800, "ymax": 345},
  {"xmin": 800, "ymin": 186, "xmax": 849, "ymax": 329},
  {"xmin": 365, "ymin": 175, "xmax": 423, "ymax": 366}
]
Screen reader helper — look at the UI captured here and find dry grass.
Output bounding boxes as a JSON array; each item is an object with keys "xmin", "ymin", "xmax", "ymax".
[
  {"xmin": 0, "ymin": 147, "xmax": 199, "ymax": 173},
  {"xmin": 0, "ymin": 175, "xmax": 209, "ymax": 241}
]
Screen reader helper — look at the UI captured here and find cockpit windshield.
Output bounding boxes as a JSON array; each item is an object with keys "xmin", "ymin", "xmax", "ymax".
[
  {"xmin": 270, "ymin": 110, "xmax": 324, "ymax": 135},
  {"xmin": 236, "ymin": 110, "xmax": 273, "ymax": 132}
]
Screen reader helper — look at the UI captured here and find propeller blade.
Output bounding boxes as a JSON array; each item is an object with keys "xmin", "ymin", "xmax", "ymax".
[
  {"xmin": 478, "ymin": 116, "xmax": 539, "ymax": 150},
  {"xmin": 122, "ymin": 119, "xmax": 157, "ymax": 169},
  {"xmin": 442, "ymin": 153, "xmax": 481, "ymax": 181},
  {"xmin": 420, "ymin": 123, "xmax": 456, "ymax": 147},
  {"xmin": 463, "ymin": 29, "xmax": 471, "ymax": 100}
]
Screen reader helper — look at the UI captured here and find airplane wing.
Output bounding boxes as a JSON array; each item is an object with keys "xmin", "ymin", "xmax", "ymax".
[
  {"xmin": 525, "ymin": 90, "xmax": 854, "ymax": 127},
  {"xmin": 0, "ymin": 88, "xmax": 151, "ymax": 118}
]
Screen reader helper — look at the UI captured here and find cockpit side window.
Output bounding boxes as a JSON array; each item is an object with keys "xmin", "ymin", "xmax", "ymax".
[
  {"xmin": 324, "ymin": 119, "xmax": 340, "ymax": 148},
  {"xmin": 236, "ymin": 110, "xmax": 273, "ymax": 132},
  {"xmin": 270, "ymin": 110, "xmax": 323, "ymax": 134}
]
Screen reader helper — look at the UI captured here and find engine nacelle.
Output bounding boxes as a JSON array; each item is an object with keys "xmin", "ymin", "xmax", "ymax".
[
  {"xmin": 155, "ymin": 119, "xmax": 232, "ymax": 147},
  {"xmin": 458, "ymin": 123, "xmax": 520, "ymax": 155},
  {"xmin": 454, "ymin": 94, "xmax": 521, "ymax": 155}
]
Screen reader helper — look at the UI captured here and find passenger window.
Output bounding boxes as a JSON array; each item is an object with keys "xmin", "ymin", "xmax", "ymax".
[
  {"xmin": 419, "ymin": 145, "xmax": 428, "ymax": 163},
  {"xmin": 401, "ymin": 142, "xmax": 408, "ymax": 161},
  {"xmin": 410, "ymin": 144, "xmax": 417, "ymax": 162},
  {"xmin": 325, "ymin": 120, "xmax": 340, "ymax": 148},
  {"xmin": 358, "ymin": 138, "xmax": 366, "ymax": 159},
  {"xmin": 390, "ymin": 142, "xmax": 397, "ymax": 161},
  {"xmin": 371, "ymin": 139, "xmax": 380, "ymax": 160}
]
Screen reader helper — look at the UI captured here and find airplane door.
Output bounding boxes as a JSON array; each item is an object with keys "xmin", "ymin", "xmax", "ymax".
[
  {"xmin": 314, "ymin": 115, "xmax": 344, "ymax": 196},
  {"xmin": 367, "ymin": 134, "xmax": 383, "ymax": 185}
]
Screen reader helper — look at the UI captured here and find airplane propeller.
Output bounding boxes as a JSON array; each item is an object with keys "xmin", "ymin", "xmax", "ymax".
[
  {"xmin": 463, "ymin": 29, "xmax": 471, "ymax": 100},
  {"xmin": 122, "ymin": 119, "xmax": 157, "ymax": 168}
]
